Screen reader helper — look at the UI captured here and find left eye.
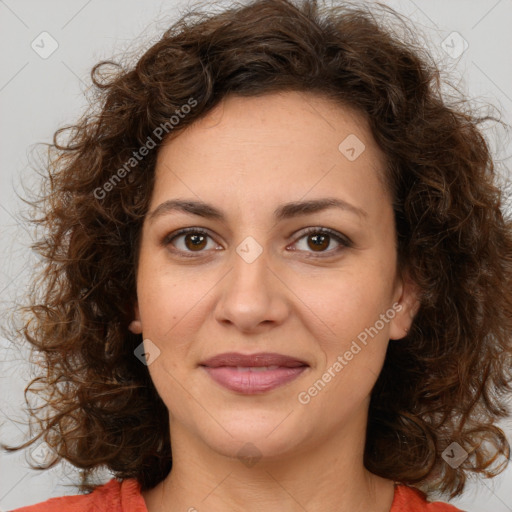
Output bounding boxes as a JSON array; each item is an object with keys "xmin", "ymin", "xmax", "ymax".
[
  {"xmin": 164, "ymin": 227, "xmax": 351, "ymax": 257},
  {"xmin": 291, "ymin": 227, "xmax": 351, "ymax": 255}
]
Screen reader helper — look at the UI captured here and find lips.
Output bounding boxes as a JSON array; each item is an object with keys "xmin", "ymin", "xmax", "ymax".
[
  {"xmin": 199, "ymin": 352, "xmax": 309, "ymax": 394},
  {"xmin": 200, "ymin": 352, "xmax": 308, "ymax": 368}
]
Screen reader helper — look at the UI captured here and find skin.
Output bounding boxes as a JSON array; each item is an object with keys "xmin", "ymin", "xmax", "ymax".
[{"xmin": 129, "ymin": 90, "xmax": 420, "ymax": 512}]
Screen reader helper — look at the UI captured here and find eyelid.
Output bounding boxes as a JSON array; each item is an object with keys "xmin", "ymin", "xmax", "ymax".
[
  {"xmin": 292, "ymin": 226, "xmax": 353, "ymax": 250},
  {"xmin": 162, "ymin": 227, "xmax": 220, "ymax": 257},
  {"xmin": 162, "ymin": 226, "xmax": 352, "ymax": 257}
]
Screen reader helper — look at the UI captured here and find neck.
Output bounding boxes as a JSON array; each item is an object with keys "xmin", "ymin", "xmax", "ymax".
[{"xmin": 142, "ymin": 416, "xmax": 396, "ymax": 512}]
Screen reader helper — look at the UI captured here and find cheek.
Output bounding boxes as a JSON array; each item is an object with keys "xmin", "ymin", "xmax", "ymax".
[
  {"xmin": 135, "ymin": 265, "xmax": 197, "ymax": 412},
  {"xmin": 311, "ymin": 267, "xmax": 393, "ymax": 335},
  {"xmin": 136, "ymin": 255, "xmax": 203, "ymax": 338},
  {"xmin": 305, "ymin": 277, "xmax": 395, "ymax": 409}
]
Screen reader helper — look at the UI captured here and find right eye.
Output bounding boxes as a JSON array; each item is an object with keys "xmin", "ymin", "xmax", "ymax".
[{"xmin": 163, "ymin": 227, "xmax": 223, "ymax": 257}]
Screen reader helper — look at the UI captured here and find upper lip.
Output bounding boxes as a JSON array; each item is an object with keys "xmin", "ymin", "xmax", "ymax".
[{"xmin": 200, "ymin": 352, "xmax": 309, "ymax": 368}]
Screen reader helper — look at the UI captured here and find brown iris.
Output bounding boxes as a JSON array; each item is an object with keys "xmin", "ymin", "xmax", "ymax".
[
  {"xmin": 184, "ymin": 233, "xmax": 208, "ymax": 251},
  {"xmin": 307, "ymin": 233, "xmax": 330, "ymax": 252}
]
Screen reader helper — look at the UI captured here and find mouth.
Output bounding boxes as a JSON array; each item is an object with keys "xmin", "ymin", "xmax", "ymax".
[{"xmin": 199, "ymin": 352, "xmax": 309, "ymax": 394}]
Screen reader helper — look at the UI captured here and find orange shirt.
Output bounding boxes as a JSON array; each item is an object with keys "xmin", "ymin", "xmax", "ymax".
[{"xmin": 10, "ymin": 478, "xmax": 464, "ymax": 511}]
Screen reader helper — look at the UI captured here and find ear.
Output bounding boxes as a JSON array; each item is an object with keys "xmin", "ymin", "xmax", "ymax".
[
  {"xmin": 128, "ymin": 302, "xmax": 143, "ymax": 334},
  {"xmin": 388, "ymin": 271, "xmax": 421, "ymax": 340}
]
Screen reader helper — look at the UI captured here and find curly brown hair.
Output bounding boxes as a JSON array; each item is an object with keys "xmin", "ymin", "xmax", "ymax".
[{"xmin": 3, "ymin": 0, "xmax": 512, "ymax": 501}]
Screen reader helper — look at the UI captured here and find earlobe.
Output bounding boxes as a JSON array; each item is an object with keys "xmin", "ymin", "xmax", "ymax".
[
  {"xmin": 389, "ymin": 273, "xmax": 421, "ymax": 340},
  {"xmin": 128, "ymin": 303, "xmax": 143, "ymax": 334}
]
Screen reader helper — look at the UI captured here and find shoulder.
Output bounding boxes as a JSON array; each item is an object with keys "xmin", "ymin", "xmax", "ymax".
[
  {"xmin": 392, "ymin": 484, "xmax": 466, "ymax": 512},
  {"xmin": 9, "ymin": 478, "xmax": 147, "ymax": 512}
]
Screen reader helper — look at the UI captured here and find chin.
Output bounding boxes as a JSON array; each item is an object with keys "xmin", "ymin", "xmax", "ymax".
[
  {"xmin": 208, "ymin": 433, "xmax": 300, "ymax": 464},
  {"xmin": 196, "ymin": 413, "xmax": 313, "ymax": 462}
]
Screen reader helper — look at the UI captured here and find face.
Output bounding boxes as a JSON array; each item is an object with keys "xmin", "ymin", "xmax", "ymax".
[{"xmin": 130, "ymin": 91, "xmax": 419, "ymax": 462}]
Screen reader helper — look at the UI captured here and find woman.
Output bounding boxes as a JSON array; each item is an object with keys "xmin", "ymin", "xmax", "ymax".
[{"xmin": 4, "ymin": 0, "xmax": 512, "ymax": 510}]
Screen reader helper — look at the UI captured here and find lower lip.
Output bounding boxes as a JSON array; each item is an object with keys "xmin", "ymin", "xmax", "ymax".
[{"xmin": 202, "ymin": 366, "xmax": 308, "ymax": 394}]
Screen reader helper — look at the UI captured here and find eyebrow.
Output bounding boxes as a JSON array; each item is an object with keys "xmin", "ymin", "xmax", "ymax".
[{"xmin": 147, "ymin": 197, "xmax": 368, "ymax": 223}]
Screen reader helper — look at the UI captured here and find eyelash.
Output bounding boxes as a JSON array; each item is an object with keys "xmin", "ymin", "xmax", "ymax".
[{"xmin": 162, "ymin": 226, "xmax": 353, "ymax": 258}]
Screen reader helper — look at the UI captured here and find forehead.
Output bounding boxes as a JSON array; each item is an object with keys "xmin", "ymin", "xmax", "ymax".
[
  {"xmin": 164, "ymin": 90, "xmax": 376, "ymax": 158},
  {"xmin": 151, "ymin": 91, "xmax": 390, "ymax": 219}
]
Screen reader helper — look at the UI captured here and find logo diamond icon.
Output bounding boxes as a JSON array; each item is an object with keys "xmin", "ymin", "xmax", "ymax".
[
  {"xmin": 134, "ymin": 339, "xmax": 161, "ymax": 366},
  {"xmin": 441, "ymin": 441, "xmax": 468, "ymax": 468},
  {"xmin": 30, "ymin": 442, "xmax": 54, "ymax": 466},
  {"xmin": 236, "ymin": 236, "xmax": 263, "ymax": 263},
  {"xmin": 31, "ymin": 31, "xmax": 59, "ymax": 59},
  {"xmin": 440, "ymin": 31, "xmax": 468, "ymax": 59},
  {"xmin": 338, "ymin": 134, "xmax": 365, "ymax": 161},
  {"xmin": 237, "ymin": 442, "xmax": 262, "ymax": 468}
]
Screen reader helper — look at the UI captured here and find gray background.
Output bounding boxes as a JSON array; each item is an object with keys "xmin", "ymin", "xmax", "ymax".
[{"xmin": 0, "ymin": 0, "xmax": 511, "ymax": 510}]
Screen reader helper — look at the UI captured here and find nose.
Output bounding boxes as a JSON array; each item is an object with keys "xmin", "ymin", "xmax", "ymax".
[{"xmin": 214, "ymin": 241, "xmax": 290, "ymax": 334}]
